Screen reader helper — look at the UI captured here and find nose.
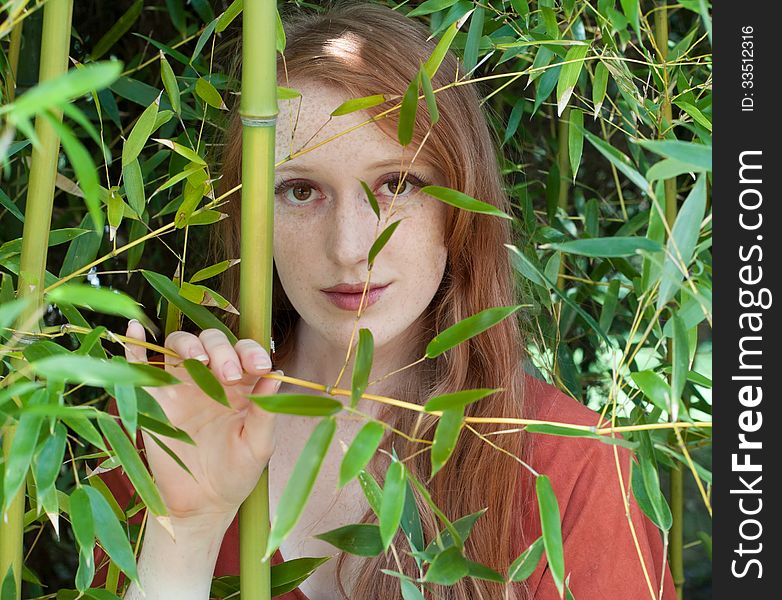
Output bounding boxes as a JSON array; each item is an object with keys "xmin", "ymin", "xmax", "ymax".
[{"xmin": 325, "ymin": 186, "xmax": 381, "ymax": 268}]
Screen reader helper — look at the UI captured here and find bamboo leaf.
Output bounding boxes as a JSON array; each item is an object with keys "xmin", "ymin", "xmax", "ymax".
[
  {"xmin": 424, "ymin": 18, "xmax": 466, "ymax": 80},
  {"xmin": 637, "ymin": 140, "xmax": 712, "ymax": 172},
  {"xmin": 671, "ymin": 314, "xmax": 689, "ymax": 422},
  {"xmin": 463, "ymin": 6, "xmax": 485, "ymax": 74},
  {"xmin": 656, "ymin": 175, "xmax": 707, "ymax": 310},
  {"xmin": 425, "ymin": 305, "xmax": 522, "ymax": 358},
  {"xmin": 265, "ymin": 417, "xmax": 336, "ymax": 559},
  {"xmin": 141, "ymin": 270, "xmax": 238, "ymax": 343},
  {"xmin": 592, "ymin": 61, "xmax": 609, "ymax": 116},
  {"xmin": 331, "ymin": 94, "xmax": 388, "ymax": 116},
  {"xmin": 380, "ymin": 460, "xmax": 406, "ymax": 550},
  {"xmin": 568, "ymin": 108, "xmax": 584, "ymax": 180},
  {"xmin": 619, "ymin": 0, "xmax": 641, "ymax": 38},
  {"xmin": 423, "ymin": 546, "xmax": 469, "ymax": 585},
  {"xmin": 398, "ymin": 75, "xmax": 419, "ymax": 146},
  {"xmin": 215, "ymin": 0, "xmax": 243, "ymax": 33},
  {"xmin": 358, "ymin": 469, "xmax": 383, "ymax": 517},
  {"xmin": 408, "ymin": 0, "xmax": 460, "ymax": 17},
  {"xmin": 112, "ymin": 380, "xmax": 138, "ymax": 440},
  {"xmin": 536, "ymin": 475, "xmax": 565, "ymax": 597},
  {"xmin": 29, "ymin": 355, "xmax": 177, "ymax": 387},
  {"xmin": 195, "ymin": 78, "xmax": 227, "ymax": 110},
  {"xmin": 190, "ymin": 259, "xmax": 239, "ymax": 283},
  {"xmin": 400, "ymin": 579, "xmax": 426, "ymax": 600},
  {"xmin": 250, "ymin": 393, "xmax": 342, "ymax": 416},
  {"xmin": 82, "ymin": 486, "xmax": 139, "ymax": 584},
  {"xmin": 431, "ymin": 407, "xmax": 464, "ymax": 477},
  {"xmin": 421, "ymin": 185, "xmax": 513, "ymax": 220},
  {"xmin": 122, "ymin": 158, "xmax": 146, "ymax": 216},
  {"xmin": 546, "ymin": 236, "xmax": 663, "ymax": 258},
  {"xmin": 557, "ymin": 43, "xmax": 590, "ymax": 115},
  {"xmin": 351, "ymin": 328, "xmax": 374, "ymax": 409},
  {"xmin": 159, "ymin": 53, "xmax": 181, "ymax": 115},
  {"xmin": 368, "ymin": 220, "xmax": 402, "ymax": 266},
  {"xmin": 153, "ymin": 138, "xmax": 206, "ymax": 165},
  {"xmin": 122, "ymin": 93, "xmax": 161, "ymax": 166},
  {"xmin": 419, "ymin": 65, "xmax": 439, "ymax": 125},
  {"xmin": 339, "ymin": 421, "xmax": 385, "ymax": 488},
  {"xmin": 91, "ymin": 0, "xmax": 143, "ymax": 59},
  {"xmin": 466, "ymin": 559, "xmax": 505, "ymax": 583},
  {"xmin": 314, "ymin": 523, "xmax": 383, "ymax": 556},
  {"xmin": 581, "ymin": 126, "xmax": 649, "ymax": 194},
  {"xmin": 524, "ymin": 424, "xmax": 638, "ymax": 449},
  {"xmin": 32, "ymin": 421, "xmax": 67, "ymax": 490},
  {"xmin": 46, "ymin": 283, "xmax": 147, "ymax": 322},
  {"xmin": 360, "ymin": 180, "xmax": 381, "ymax": 221},
  {"xmin": 182, "ymin": 358, "xmax": 230, "ymax": 408},
  {"xmin": 68, "ymin": 487, "xmax": 95, "ymax": 553},
  {"xmin": 508, "ymin": 536, "xmax": 545, "ymax": 582},
  {"xmin": 2, "ymin": 399, "xmax": 45, "ymax": 512}
]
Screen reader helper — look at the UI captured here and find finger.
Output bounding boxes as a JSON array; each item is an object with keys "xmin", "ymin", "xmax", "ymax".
[
  {"xmin": 164, "ymin": 331, "xmax": 209, "ymax": 367},
  {"xmin": 241, "ymin": 372, "xmax": 282, "ymax": 465},
  {"xmin": 234, "ymin": 339, "xmax": 273, "ymax": 375},
  {"xmin": 125, "ymin": 319, "xmax": 149, "ymax": 364},
  {"xmin": 199, "ymin": 328, "xmax": 243, "ymax": 385}
]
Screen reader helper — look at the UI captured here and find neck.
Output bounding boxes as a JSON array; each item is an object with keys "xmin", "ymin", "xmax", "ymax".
[{"xmin": 275, "ymin": 318, "xmax": 426, "ymax": 418}]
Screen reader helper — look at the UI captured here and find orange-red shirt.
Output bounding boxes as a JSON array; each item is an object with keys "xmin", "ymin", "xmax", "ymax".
[{"xmin": 91, "ymin": 363, "xmax": 675, "ymax": 599}]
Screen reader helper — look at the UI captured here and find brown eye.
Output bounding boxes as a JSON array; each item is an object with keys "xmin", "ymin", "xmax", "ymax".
[
  {"xmin": 383, "ymin": 176, "xmax": 410, "ymax": 196},
  {"xmin": 291, "ymin": 184, "xmax": 313, "ymax": 202}
]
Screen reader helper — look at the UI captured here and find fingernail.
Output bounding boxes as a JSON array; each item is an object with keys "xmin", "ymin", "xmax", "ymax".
[
  {"xmin": 193, "ymin": 353, "xmax": 209, "ymax": 363},
  {"xmin": 254, "ymin": 354, "xmax": 272, "ymax": 371},
  {"xmin": 128, "ymin": 319, "xmax": 140, "ymax": 327},
  {"xmin": 224, "ymin": 361, "xmax": 242, "ymax": 381}
]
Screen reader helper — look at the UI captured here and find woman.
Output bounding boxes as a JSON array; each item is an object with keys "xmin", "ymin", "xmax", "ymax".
[{"xmin": 93, "ymin": 1, "xmax": 676, "ymax": 598}]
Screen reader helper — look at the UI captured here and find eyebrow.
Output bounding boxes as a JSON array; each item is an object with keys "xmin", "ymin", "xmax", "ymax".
[{"xmin": 276, "ymin": 158, "xmax": 424, "ymax": 174}]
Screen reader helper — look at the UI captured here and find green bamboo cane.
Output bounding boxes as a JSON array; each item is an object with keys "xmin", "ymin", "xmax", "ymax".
[
  {"xmin": 237, "ymin": 1, "xmax": 278, "ymax": 598},
  {"xmin": 0, "ymin": 1, "xmax": 74, "ymax": 597},
  {"xmin": 654, "ymin": 3, "xmax": 684, "ymax": 598}
]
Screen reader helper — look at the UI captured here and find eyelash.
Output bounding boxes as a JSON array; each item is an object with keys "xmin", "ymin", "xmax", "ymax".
[{"xmin": 273, "ymin": 172, "xmax": 432, "ymax": 205}]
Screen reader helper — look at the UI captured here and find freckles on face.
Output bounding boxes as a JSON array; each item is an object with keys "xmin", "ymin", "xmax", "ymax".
[{"xmin": 270, "ymin": 78, "xmax": 450, "ymax": 349}]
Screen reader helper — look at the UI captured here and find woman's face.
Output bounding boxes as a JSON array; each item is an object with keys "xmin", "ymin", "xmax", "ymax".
[{"xmin": 273, "ymin": 78, "xmax": 449, "ymax": 352}]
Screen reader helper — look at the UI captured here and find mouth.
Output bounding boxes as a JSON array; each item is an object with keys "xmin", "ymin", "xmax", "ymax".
[{"xmin": 320, "ymin": 282, "xmax": 391, "ymax": 311}]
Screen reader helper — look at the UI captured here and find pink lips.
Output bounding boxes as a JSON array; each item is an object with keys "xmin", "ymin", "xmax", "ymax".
[{"xmin": 321, "ymin": 284, "xmax": 390, "ymax": 311}]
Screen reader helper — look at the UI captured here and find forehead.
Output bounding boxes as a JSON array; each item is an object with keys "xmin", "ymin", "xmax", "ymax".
[{"xmin": 274, "ymin": 78, "xmax": 404, "ymax": 171}]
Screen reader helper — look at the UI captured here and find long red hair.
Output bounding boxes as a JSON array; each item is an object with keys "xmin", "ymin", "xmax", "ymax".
[{"xmin": 211, "ymin": 1, "xmax": 533, "ymax": 597}]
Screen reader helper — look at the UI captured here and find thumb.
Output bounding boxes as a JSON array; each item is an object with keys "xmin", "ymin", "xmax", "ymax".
[{"xmin": 125, "ymin": 319, "xmax": 149, "ymax": 365}]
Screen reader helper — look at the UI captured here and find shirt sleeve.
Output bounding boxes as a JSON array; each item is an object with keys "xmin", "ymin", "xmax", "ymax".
[{"xmin": 528, "ymin": 441, "xmax": 677, "ymax": 600}]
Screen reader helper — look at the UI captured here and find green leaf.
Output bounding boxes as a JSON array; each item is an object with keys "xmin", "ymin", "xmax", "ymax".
[
  {"xmin": 398, "ymin": 75, "xmax": 419, "ymax": 146},
  {"xmin": 581, "ymin": 127, "xmax": 649, "ymax": 194},
  {"xmin": 408, "ymin": 0, "xmax": 460, "ymax": 18},
  {"xmin": 431, "ymin": 408, "xmax": 464, "ymax": 477},
  {"xmin": 557, "ymin": 43, "xmax": 590, "ymax": 115},
  {"xmin": 82, "ymin": 486, "xmax": 139, "ymax": 584},
  {"xmin": 423, "ymin": 509, "xmax": 485, "ymax": 556},
  {"xmin": 158, "ymin": 53, "xmax": 181, "ymax": 115},
  {"xmin": 122, "ymin": 158, "xmax": 146, "ymax": 216},
  {"xmin": 671, "ymin": 314, "xmax": 689, "ymax": 421},
  {"xmin": 568, "ymin": 108, "xmax": 584, "ymax": 180},
  {"xmin": 536, "ymin": 475, "xmax": 565, "ymax": 597},
  {"xmin": 314, "ymin": 523, "xmax": 383, "ymax": 556},
  {"xmin": 250, "ymin": 393, "xmax": 342, "ymax": 416},
  {"xmin": 546, "ymin": 236, "xmax": 663, "ymax": 258},
  {"xmin": 339, "ymin": 421, "xmax": 385, "ymax": 488},
  {"xmin": 215, "ymin": 0, "xmax": 243, "ymax": 33},
  {"xmin": 380, "ymin": 460, "xmax": 406, "ymax": 550},
  {"xmin": 32, "ymin": 422, "xmax": 67, "ymax": 490},
  {"xmin": 195, "ymin": 77, "xmax": 227, "ymax": 110},
  {"xmin": 630, "ymin": 370, "xmax": 673, "ymax": 414},
  {"xmin": 674, "ymin": 100, "xmax": 712, "ymax": 132},
  {"xmin": 423, "ymin": 546, "xmax": 469, "ymax": 585},
  {"xmin": 153, "ymin": 138, "xmax": 206, "ymax": 165},
  {"xmin": 46, "ymin": 283, "xmax": 147, "ymax": 322},
  {"xmin": 122, "ymin": 94, "xmax": 161, "ymax": 166},
  {"xmin": 421, "ymin": 185, "xmax": 512, "ymax": 220},
  {"xmin": 29, "ymin": 355, "xmax": 177, "ymax": 387},
  {"xmin": 141, "ymin": 270, "xmax": 238, "ymax": 343},
  {"xmin": 524, "ymin": 424, "xmax": 638, "ymax": 449},
  {"xmin": 400, "ymin": 578, "xmax": 426, "ymax": 600},
  {"xmin": 265, "ymin": 417, "xmax": 336, "ymax": 559},
  {"xmin": 424, "ymin": 19, "xmax": 464, "ymax": 80},
  {"xmin": 351, "ymin": 329, "xmax": 374, "ymax": 410},
  {"xmin": 619, "ymin": 0, "xmax": 641, "ymax": 38},
  {"xmin": 637, "ymin": 140, "xmax": 712, "ymax": 173},
  {"xmin": 508, "ymin": 536, "xmax": 545, "ymax": 582},
  {"xmin": 419, "ymin": 65, "xmax": 439, "ymax": 125},
  {"xmin": 189, "ymin": 259, "xmax": 239, "ymax": 283},
  {"xmin": 368, "ymin": 220, "xmax": 402, "ymax": 266},
  {"xmin": 634, "ymin": 431, "xmax": 673, "ymax": 531},
  {"xmin": 3, "ymin": 405, "xmax": 44, "ymax": 512},
  {"xmin": 463, "ymin": 6, "xmax": 485, "ymax": 74},
  {"xmin": 656, "ymin": 175, "xmax": 707, "ymax": 310},
  {"xmin": 426, "ymin": 305, "xmax": 522, "ymax": 358},
  {"xmin": 424, "ymin": 388, "xmax": 500, "ymax": 412},
  {"xmin": 98, "ymin": 416, "xmax": 168, "ymax": 517},
  {"xmin": 331, "ymin": 94, "xmax": 388, "ymax": 116},
  {"xmin": 360, "ymin": 180, "xmax": 381, "ymax": 220},
  {"xmin": 182, "ymin": 358, "xmax": 229, "ymax": 407},
  {"xmin": 466, "ymin": 559, "xmax": 505, "ymax": 583},
  {"xmin": 92, "ymin": 0, "xmax": 143, "ymax": 59},
  {"xmin": 592, "ymin": 61, "xmax": 609, "ymax": 116}
]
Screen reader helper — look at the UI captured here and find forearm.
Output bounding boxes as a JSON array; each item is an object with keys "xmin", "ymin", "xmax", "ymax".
[{"xmin": 123, "ymin": 512, "xmax": 233, "ymax": 600}]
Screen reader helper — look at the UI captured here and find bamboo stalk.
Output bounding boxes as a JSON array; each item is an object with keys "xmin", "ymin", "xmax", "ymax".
[
  {"xmin": 237, "ymin": 1, "xmax": 278, "ymax": 598},
  {"xmin": 655, "ymin": 3, "xmax": 684, "ymax": 598},
  {"xmin": 0, "ymin": 1, "xmax": 74, "ymax": 598}
]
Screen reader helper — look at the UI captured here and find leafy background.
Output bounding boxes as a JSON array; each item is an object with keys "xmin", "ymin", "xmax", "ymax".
[{"xmin": 0, "ymin": 0, "xmax": 711, "ymax": 598}]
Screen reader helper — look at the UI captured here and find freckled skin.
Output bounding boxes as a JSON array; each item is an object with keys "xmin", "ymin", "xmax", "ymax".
[{"xmin": 272, "ymin": 78, "xmax": 449, "ymax": 360}]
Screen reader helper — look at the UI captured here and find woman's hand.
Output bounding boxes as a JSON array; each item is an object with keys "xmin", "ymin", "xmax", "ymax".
[{"xmin": 123, "ymin": 320, "xmax": 282, "ymax": 523}]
